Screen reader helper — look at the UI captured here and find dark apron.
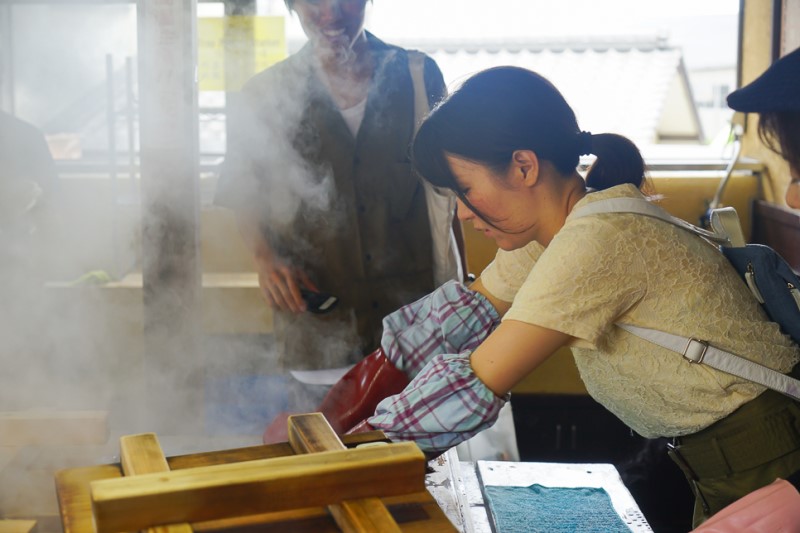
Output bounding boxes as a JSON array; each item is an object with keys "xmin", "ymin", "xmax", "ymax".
[{"xmin": 667, "ymin": 387, "xmax": 800, "ymax": 527}]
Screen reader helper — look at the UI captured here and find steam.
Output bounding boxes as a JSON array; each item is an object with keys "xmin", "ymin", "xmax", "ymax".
[
  {"xmin": 1, "ymin": 10, "xmax": 392, "ymax": 511},
  {"xmin": 225, "ymin": 71, "xmax": 336, "ymax": 230},
  {"xmin": 0, "ymin": 0, "xmax": 741, "ymax": 524},
  {"xmin": 219, "ymin": 53, "xmax": 361, "ymax": 370}
]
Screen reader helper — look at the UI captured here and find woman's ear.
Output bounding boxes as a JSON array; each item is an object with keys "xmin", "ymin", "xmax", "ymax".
[{"xmin": 512, "ymin": 150, "xmax": 539, "ymax": 186}]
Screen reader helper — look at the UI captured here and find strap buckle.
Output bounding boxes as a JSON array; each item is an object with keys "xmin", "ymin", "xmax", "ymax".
[
  {"xmin": 683, "ymin": 338, "xmax": 709, "ymax": 364},
  {"xmin": 666, "ymin": 440, "xmax": 711, "ymax": 515},
  {"xmin": 666, "ymin": 440, "xmax": 697, "ymax": 480}
]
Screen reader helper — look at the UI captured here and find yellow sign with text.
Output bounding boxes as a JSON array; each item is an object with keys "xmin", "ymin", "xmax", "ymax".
[{"xmin": 198, "ymin": 16, "xmax": 287, "ymax": 92}]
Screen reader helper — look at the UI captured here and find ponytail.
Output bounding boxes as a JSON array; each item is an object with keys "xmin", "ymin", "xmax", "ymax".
[
  {"xmin": 584, "ymin": 133, "xmax": 645, "ymax": 191},
  {"xmin": 412, "ymin": 67, "xmax": 647, "ymax": 197}
]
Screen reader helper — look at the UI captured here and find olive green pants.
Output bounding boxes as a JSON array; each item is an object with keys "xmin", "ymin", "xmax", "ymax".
[{"xmin": 668, "ymin": 389, "xmax": 800, "ymax": 527}]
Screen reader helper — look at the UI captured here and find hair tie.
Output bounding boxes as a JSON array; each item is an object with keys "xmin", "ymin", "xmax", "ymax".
[{"xmin": 577, "ymin": 131, "xmax": 593, "ymax": 156}]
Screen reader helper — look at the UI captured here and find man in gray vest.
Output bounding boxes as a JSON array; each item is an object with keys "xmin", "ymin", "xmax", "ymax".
[{"xmin": 215, "ymin": 0, "xmax": 462, "ymax": 410}]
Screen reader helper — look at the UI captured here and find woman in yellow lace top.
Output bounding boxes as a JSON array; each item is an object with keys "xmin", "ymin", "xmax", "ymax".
[{"xmin": 363, "ymin": 65, "xmax": 800, "ymax": 528}]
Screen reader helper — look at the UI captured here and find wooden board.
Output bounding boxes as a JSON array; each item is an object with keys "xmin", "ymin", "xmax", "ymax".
[
  {"xmin": 56, "ymin": 465, "xmax": 123, "ymax": 533},
  {"xmin": 119, "ymin": 433, "xmax": 171, "ymax": 476},
  {"xmin": 0, "ymin": 411, "xmax": 108, "ymax": 447},
  {"xmin": 165, "ymin": 431, "xmax": 390, "ymax": 470},
  {"xmin": 287, "ymin": 414, "xmax": 402, "ymax": 533},
  {"xmin": 90, "ymin": 442, "xmax": 425, "ymax": 532},
  {"xmin": 2, "ymin": 445, "xmax": 104, "ymax": 520},
  {"xmin": 55, "ymin": 433, "xmax": 454, "ymax": 533},
  {"xmin": 118, "ymin": 433, "xmax": 192, "ymax": 533},
  {"xmin": 0, "ymin": 520, "xmax": 37, "ymax": 533},
  {"xmin": 190, "ymin": 491, "xmax": 444, "ymax": 533}
]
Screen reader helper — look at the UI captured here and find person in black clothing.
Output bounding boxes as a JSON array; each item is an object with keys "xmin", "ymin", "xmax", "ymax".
[{"xmin": 727, "ymin": 46, "xmax": 800, "ymax": 208}]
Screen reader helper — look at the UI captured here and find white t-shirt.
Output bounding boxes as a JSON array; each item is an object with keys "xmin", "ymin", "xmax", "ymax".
[
  {"xmin": 480, "ymin": 184, "xmax": 799, "ymax": 438},
  {"xmin": 339, "ymin": 97, "xmax": 367, "ymax": 137}
]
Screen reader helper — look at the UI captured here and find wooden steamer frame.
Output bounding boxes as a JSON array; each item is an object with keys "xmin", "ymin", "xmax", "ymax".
[{"xmin": 55, "ymin": 414, "xmax": 456, "ymax": 532}]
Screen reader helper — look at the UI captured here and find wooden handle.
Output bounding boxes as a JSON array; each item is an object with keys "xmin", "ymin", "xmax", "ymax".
[
  {"xmin": 90, "ymin": 439, "xmax": 424, "ymax": 533},
  {"xmin": 119, "ymin": 433, "xmax": 193, "ymax": 533},
  {"xmin": 288, "ymin": 413, "xmax": 403, "ymax": 532}
]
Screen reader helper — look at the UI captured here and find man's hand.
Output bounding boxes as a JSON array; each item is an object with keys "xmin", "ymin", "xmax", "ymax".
[
  {"xmin": 253, "ymin": 246, "xmax": 318, "ymax": 314},
  {"xmin": 235, "ymin": 210, "xmax": 319, "ymax": 314}
]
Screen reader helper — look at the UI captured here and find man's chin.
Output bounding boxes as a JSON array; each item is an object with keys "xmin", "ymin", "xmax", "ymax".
[{"xmin": 314, "ymin": 43, "xmax": 353, "ymax": 65}]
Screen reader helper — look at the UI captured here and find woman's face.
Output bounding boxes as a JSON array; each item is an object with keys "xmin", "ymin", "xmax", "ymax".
[
  {"xmin": 446, "ymin": 155, "xmax": 538, "ymax": 251},
  {"xmin": 293, "ymin": 0, "xmax": 368, "ymax": 62}
]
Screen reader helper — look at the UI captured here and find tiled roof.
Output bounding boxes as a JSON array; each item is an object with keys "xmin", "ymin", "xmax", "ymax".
[{"xmin": 406, "ymin": 37, "xmax": 702, "ymax": 147}]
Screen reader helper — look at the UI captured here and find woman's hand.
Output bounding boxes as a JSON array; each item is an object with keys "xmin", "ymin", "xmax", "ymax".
[{"xmin": 366, "ymin": 308, "xmax": 572, "ymax": 455}]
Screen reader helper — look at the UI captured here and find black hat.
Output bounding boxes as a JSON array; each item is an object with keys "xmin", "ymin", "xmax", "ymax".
[{"xmin": 727, "ymin": 47, "xmax": 800, "ymax": 113}]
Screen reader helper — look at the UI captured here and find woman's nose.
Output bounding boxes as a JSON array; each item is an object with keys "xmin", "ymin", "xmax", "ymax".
[{"xmin": 455, "ymin": 197, "xmax": 473, "ymax": 221}]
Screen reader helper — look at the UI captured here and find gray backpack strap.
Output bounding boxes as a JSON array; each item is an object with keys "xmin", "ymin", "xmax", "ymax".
[
  {"xmin": 709, "ymin": 208, "xmax": 747, "ymax": 247},
  {"xmin": 570, "ymin": 197, "xmax": 731, "ymax": 245},
  {"xmin": 572, "ymin": 196, "xmax": 800, "ymax": 400},
  {"xmin": 619, "ymin": 324, "xmax": 800, "ymax": 401}
]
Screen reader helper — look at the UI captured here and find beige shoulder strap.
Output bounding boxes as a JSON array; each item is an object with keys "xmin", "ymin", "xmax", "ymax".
[
  {"xmin": 406, "ymin": 50, "xmax": 461, "ymax": 286},
  {"xmin": 407, "ymin": 50, "xmax": 428, "ymax": 134}
]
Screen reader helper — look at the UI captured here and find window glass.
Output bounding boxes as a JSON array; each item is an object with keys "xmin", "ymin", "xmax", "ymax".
[
  {"xmin": 2, "ymin": 0, "xmax": 741, "ymax": 175},
  {"xmin": 7, "ymin": 4, "xmax": 137, "ymax": 167},
  {"xmin": 279, "ymin": 0, "xmax": 740, "ymax": 162}
]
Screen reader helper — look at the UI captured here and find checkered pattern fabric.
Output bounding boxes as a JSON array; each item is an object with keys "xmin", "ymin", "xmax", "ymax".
[
  {"xmin": 368, "ymin": 352, "xmax": 508, "ymax": 454},
  {"xmin": 381, "ymin": 280, "xmax": 500, "ymax": 379}
]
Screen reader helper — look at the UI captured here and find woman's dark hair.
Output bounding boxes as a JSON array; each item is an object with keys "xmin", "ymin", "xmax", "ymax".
[
  {"xmin": 758, "ymin": 111, "xmax": 800, "ymax": 176},
  {"xmin": 412, "ymin": 66, "xmax": 645, "ymax": 212}
]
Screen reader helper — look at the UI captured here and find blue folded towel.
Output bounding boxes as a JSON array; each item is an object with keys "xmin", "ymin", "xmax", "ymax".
[{"xmin": 483, "ymin": 484, "xmax": 631, "ymax": 533}]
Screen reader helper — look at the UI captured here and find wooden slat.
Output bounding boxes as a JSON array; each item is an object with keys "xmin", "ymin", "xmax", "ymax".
[
  {"xmin": 56, "ymin": 465, "xmax": 122, "ymax": 533},
  {"xmin": 56, "ymin": 436, "xmax": 382, "ymax": 533},
  {"xmin": 0, "ymin": 520, "xmax": 36, "ymax": 533},
  {"xmin": 193, "ymin": 512, "xmax": 337, "ymax": 533},
  {"xmin": 120, "ymin": 433, "xmax": 171, "ymax": 476},
  {"xmin": 56, "ymin": 434, "xmax": 454, "ymax": 532},
  {"xmin": 287, "ymin": 414, "xmax": 347, "ymax": 453},
  {"xmin": 90, "ymin": 442, "xmax": 425, "ymax": 533},
  {"xmin": 166, "ymin": 430, "xmax": 390, "ymax": 470},
  {"xmin": 0, "ymin": 411, "xmax": 108, "ymax": 446},
  {"xmin": 288, "ymin": 413, "xmax": 403, "ymax": 533},
  {"xmin": 119, "ymin": 434, "xmax": 193, "ymax": 533},
  {"xmin": 190, "ymin": 495, "xmax": 446, "ymax": 532},
  {"xmin": 330, "ymin": 497, "xmax": 401, "ymax": 533}
]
